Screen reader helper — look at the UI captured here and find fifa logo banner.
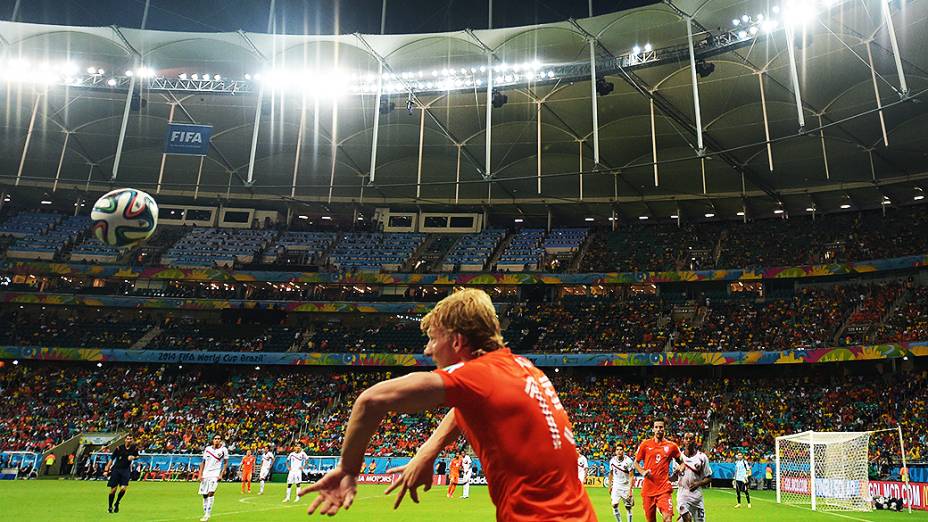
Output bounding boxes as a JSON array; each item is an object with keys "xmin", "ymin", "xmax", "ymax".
[{"xmin": 164, "ymin": 124, "xmax": 212, "ymax": 155}]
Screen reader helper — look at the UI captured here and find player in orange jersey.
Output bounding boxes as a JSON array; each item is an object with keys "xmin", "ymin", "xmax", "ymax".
[
  {"xmin": 634, "ymin": 418, "xmax": 682, "ymax": 522},
  {"xmin": 447, "ymin": 454, "xmax": 462, "ymax": 498},
  {"xmin": 240, "ymin": 449, "xmax": 256, "ymax": 493},
  {"xmin": 301, "ymin": 289, "xmax": 596, "ymax": 521}
]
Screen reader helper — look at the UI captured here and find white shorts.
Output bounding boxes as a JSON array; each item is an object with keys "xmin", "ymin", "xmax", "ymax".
[
  {"xmin": 198, "ymin": 478, "xmax": 219, "ymax": 495},
  {"xmin": 578, "ymin": 473, "xmax": 586, "ymax": 484},
  {"xmin": 287, "ymin": 471, "xmax": 303, "ymax": 485},
  {"xmin": 611, "ymin": 487, "xmax": 633, "ymax": 507},
  {"xmin": 260, "ymin": 468, "xmax": 271, "ymax": 481},
  {"xmin": 678, "ymin": 497, "xmax": 705, "ymax": 522}
]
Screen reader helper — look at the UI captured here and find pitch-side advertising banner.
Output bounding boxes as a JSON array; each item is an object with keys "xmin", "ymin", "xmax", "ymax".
[{"xmin": 869, "ymin": 481, "xmax": 927, "ymax": 511}]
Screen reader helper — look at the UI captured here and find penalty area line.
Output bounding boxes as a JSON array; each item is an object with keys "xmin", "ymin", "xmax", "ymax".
[{"xmin": 716, "ymin": 490, "xmax": 877, "ymax": 522}]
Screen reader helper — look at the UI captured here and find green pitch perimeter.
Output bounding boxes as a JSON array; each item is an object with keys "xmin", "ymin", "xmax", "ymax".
[{"xmin": 0, "ymin": 481, "xmax": 923, "ymax": 521}]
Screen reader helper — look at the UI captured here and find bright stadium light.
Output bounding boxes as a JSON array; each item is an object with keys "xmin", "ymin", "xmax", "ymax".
[
  {"xmin": 632, "ymin": 45, "xmax": 641, "ymax": 55},
  {"xmin": 783, "ymin": 1, "xmax": 816, "ymax": 27},
  {"xmin": 40, "ymin": 199, "xmax": 52, "ymax": 205},
  {"xmin": 669, "ymin": 214, "xmax": 679, "ymax": 219},
  {"xmin": 806, "ymin": 207, "xmax": 816, "ymax": 212},
  {"xmin": 584, "ymin": 217, "xmax": 595, "ymax": 222},
  {"xmin": 298, "ymin": 215, "xmax": 309, "ymax": 220},
  {"xmin": 86, "ymin": 66, "xmax": 97, "ymax": 74},
  {"xmin": 737, "ymin": 211, "xmax": 745, "ymax": 216},
  {"xmin": 638, "ymin": 215, "xmax": 649, "ymax": 220},
  {"xmin": 514, "ymin": 218, "xmax": 524, "ymax": 223},
  {"xmin": 915, "ymin": 187, "xmax": 925, "ymax": 201},
  {"xmin": 321, "ymin": 216, "xmax": 332, "ymax": 220},
  {"xmin": 774, "ymin": 208, "xmax": 785, "ymax": 214},
  {"xmin": 704, "ymin": 212, "xmax": 715, "ymax": 218},
  {"xmin": 106, "ymin": 78, "xmax": 117, "ymax": 86},
  {"xmin": 179, "ymin": 73, "xmax": 188, "ymax": 80},
  {"xmin": 840, "ymin": 203, "xmax": 851, "ymax": 209},
  {"xmin": 644, "ymin": 43, "xmax": 652, "ymax": 52}
]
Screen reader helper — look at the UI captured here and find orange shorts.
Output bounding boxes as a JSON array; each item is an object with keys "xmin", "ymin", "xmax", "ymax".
[{"xmin": 642, "ymin": 492, "xmax": 673, "ymax": 522}]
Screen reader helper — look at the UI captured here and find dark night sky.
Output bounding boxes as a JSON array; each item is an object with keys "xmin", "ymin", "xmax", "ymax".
[{"xmin": 0, "ymin": 0, "xmax": 658, "ymax": 34}]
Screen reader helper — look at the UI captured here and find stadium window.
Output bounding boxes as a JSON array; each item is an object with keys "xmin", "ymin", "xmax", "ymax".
[
  {"xmin": 223, "ymin": 211, "xmax": 251, "ymax": 224},
  {"xmin": 424, "ymin": 216, "xmax": 448, "ymax": 228},
  {"xmin": 629, "ymin": 284, "xmax": 658, "ymax": 296},
  {"xmin": 186, "ymin": 209, "xmax": 212, "ymax": 221},
  {"xmin": 449, "ymin": 216, "xmax": 474, "ymax": 228},
  {"xmin": 388, "ymin": 215, "xmax": 413, "ymax": 228}
]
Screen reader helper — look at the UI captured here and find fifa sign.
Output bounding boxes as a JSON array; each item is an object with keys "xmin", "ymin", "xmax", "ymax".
[{"xmin": 164, "ymin": 123, "xmax": 212, "ymax": 155}]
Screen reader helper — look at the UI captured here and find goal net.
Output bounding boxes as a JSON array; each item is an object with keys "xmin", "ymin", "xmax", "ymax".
[{"xmin": 776, "ymin": 431, "xmax": 872, "ymax": 511}]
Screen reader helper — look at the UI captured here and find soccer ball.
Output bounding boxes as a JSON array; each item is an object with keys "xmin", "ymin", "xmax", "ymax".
[{"xmin": 91, "ymin": 188, "xmax": 159, "ymax": 247}]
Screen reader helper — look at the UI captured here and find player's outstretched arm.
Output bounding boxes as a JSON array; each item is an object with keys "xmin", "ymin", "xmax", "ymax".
[
  {"xmin": 301, "ymin": 372, "xmax": 446, "ymax": 516},
  {"xmin": 385, "ymin": 409, "xmax": 461, "ymax": 509}
]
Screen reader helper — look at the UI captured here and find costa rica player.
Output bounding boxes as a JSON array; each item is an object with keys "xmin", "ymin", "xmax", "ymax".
[
  {"xmin": 634, "ymin": 418, "xmax": 681, "ymax": 522},
  {"xmin": 300, "ymin": 289, "xmax": 596, "ymax": 520}
]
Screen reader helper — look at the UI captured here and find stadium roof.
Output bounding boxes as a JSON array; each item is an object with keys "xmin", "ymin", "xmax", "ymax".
[{"xmin": 1, "ymin": 0, "xmax": 928, "ymax": 223}]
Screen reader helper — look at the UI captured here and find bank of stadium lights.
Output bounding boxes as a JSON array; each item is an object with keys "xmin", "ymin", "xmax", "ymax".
[
  {"xmin": 915, "ymin": 187, "xmax": 925, "ymax": 201},
  {"xmin": 728, "ymin": 0, "xmax": 844, "ymax": 42},
  {"xmin": 248, "ymin": 60, "xmax": 556, "ymax": 96}
]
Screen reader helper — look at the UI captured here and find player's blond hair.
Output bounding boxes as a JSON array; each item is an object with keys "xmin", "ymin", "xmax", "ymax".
[{"xmin": 421, "ymin": 288, "xmax": 505, "ymax": 356}]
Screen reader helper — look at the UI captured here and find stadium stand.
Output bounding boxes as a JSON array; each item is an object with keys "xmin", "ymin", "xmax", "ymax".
[
  {"xmin": 1, "ymin": 365, "xmax": 923, "ymax": 467},
  {"xmin": 327, "ymin": 232, "xmax": 426, "ymax": 271},
  {"xmin": 259, "ymin": 231, "xmax": 335, "ymax": 266},
  {"xmin": 161, "ymin": 227, "xmax": 277, "ymax": 268},
  {"xmin": 496, "ymin": 228, "xmax": 546, "ymax": 271},
  {"xmin": 2, "ymin": 213, "xmax": 89, "ymax": 261},
  {"xmin": 441, "ymin": 229, "xmax": 506, "ymax": 271}
]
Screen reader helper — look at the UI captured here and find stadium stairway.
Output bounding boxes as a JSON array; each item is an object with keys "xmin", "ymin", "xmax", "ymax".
[
  {"xmin": 131, "ymin": 325, "xmax": 163, "ymax": 349},
  {"xmin": 486, "ymin": 230, "xmax": 514, "ymax": 270},
  {"xmin": 569, "ymin": 232, "xmax": 597, "ymax": 272},
  {"xmin": 38, "ymin": 432, "xmax": 84, "ymax": 477}
]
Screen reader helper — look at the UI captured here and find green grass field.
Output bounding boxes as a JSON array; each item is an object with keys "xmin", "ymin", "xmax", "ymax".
[{"xmin": 0, "ymin": 480, "xmax": 924, "ymax": 521}]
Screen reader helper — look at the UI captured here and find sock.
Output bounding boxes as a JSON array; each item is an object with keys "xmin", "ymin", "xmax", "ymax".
[
  {"xmin": 627, "ymin": 513, "xmax": 633, "ymax": 522},
  {"xmin": 260, "ymin": 480, "xmax": 265, "ymax": 493},
  {"xmin": 746, "ymin": 490, "xmax": 751, "ymax": 503},
  {"xmin": 116, "ymin": 491, "xmax": 125, "ymax": 506},
  {"xmin": 202, "ymin": 496, "xmax": 208, "ymax": 514},
  {"xmin": 284, "ymin": 486, "xmax": 291, "ymax": 500},
  {"xmin": 613, "ymin": 506, "xmax": 622, "ymax": 522},
  {"xmin": 207, "ymin": 496, "xmax": 214, "ymax": 514},
  {"xmin": 294, "ymin": 484, "xmax": 301, "ymax": 501},
  {"xmin": 109, "ymin": 492, "xmax": 115, "ymax": 509}
]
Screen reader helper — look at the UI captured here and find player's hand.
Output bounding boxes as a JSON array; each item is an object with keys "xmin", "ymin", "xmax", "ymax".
[
  {"xmin": 642, "ymin": 469, "xmax": 651, "ymax": 478},
  {"xmin": 384, "ymin": 454, "xmax": 435, "ymax": 509},
  {"xmin": 300, "ymin": 466, "xmax": 357, "ymax": 516}
]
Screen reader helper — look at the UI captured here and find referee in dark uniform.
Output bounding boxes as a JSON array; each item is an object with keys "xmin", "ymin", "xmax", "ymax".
[{"xmin": 104, "ymin": 434, "xmax": 139, "ymax": 513}]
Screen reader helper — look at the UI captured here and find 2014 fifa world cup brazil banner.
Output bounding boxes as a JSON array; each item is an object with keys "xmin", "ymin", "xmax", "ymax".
[
  {"xmin": 4, "ymin": 252, "xmax": 927, "ymax": 285},
  {"xmin": 1, "ymin": 342, "xmax": 925, "ymax": 367}
]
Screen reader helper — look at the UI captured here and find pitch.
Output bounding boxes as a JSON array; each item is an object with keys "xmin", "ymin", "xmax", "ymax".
[{"xmin": 0, "ymin": 481, "xmax": 922, "ymax": 521}]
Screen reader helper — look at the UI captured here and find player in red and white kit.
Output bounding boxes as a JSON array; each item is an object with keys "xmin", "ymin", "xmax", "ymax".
[
  {"xmin": 301, "ymin": 289, "xmax": 596, "ymax": 521},
  {"xmin": 673, "ymin": 432, "xmax": 712, "ymax": 522},
  {"xmin": 634, "ymin": 418, "xmax": 681, "ymax": 522},
  {"xmin": 197, "ymin": 435, "xmax": 229, "ymax": 522}
]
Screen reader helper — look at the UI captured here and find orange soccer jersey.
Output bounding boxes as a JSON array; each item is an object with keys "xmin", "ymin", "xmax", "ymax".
[
  {"xmin": 635, "ymin": 438, "xmax": 681, "ymax": 497},
  {"xmin": 449, "ymin": 458, "xmax": 461, "ymax": 480},
  {"xmin": 434, "ymin": 348, "xmax": 596, "ymax": 522},
  {"xmin": 241, "ymin": 455, "xmax": 256, "ymax": 475}
]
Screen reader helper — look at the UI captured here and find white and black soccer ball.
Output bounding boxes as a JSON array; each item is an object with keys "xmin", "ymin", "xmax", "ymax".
[{"xmin": 91, "ymin": 188, "xmax": 159, "ymax": 247}]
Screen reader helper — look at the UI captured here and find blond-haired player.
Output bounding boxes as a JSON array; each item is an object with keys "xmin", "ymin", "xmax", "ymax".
[{"xmin": 301, "ymin": 289, "xmax": 595, "ymax": 520}]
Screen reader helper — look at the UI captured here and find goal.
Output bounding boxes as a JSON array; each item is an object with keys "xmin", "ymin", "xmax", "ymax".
[{"xmin": 775, "ymin": 431, "xmax": 872, "ymax": 511}]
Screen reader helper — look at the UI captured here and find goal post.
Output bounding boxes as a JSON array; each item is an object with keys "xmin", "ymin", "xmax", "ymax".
[{"xmin": 775, "ymin": 430, "xmax": 873, "ymax": 511}]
